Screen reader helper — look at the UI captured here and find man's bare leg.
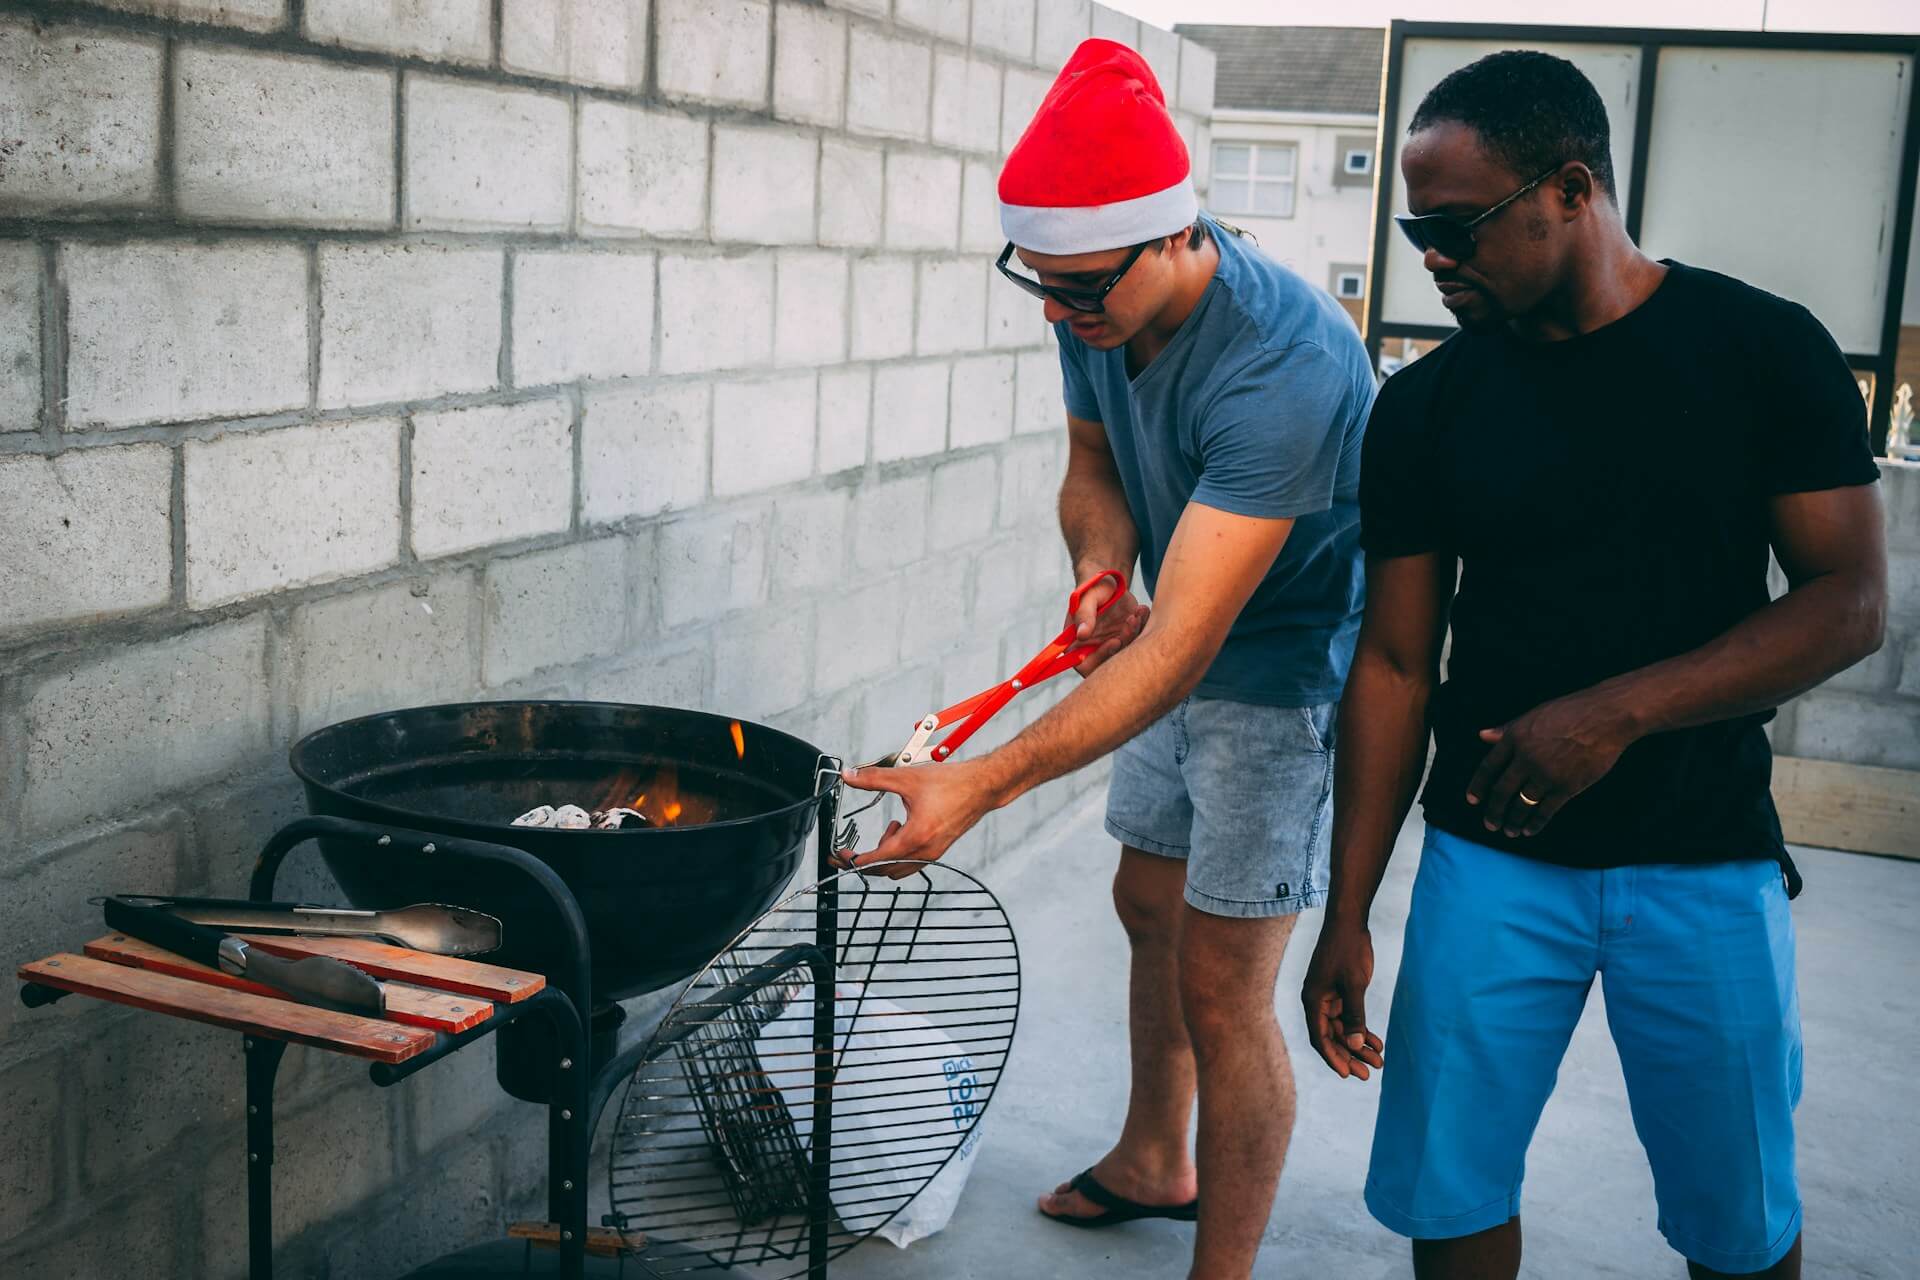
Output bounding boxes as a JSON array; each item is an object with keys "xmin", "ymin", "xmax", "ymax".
[
  {"xmin": 1038, "ymin": 846, "xmax": 1200, "ymax": 1217},
  {"xmin": 1412, "ymin": 1218, "xmax": 1522, "ymax": 1280},
  {"xmin": 1178, "ymin": 906, "xmax": 1299, "ymax": 1280}
]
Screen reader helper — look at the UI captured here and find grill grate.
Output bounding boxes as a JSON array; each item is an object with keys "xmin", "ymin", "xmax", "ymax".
[{"xmin": 605, "ymin": 862, "xmax": 1020, "ymax": 1276}]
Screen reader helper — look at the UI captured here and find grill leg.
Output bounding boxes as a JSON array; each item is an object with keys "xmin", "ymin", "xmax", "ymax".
[
  {"xmin": 244, "ymin": 1036, "xmax": 288, "ymax": 1280},
  {"xmin": 808, "ymin": 796, "xmax": 839, "ymax": 1280}
]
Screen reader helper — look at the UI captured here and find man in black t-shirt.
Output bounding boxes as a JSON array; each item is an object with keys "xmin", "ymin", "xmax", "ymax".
[{"xmin": 1300, "ymin": 52, "xmax": 1887, "ymax": 1280}]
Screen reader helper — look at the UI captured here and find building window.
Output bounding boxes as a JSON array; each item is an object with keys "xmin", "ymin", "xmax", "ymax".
[
  {"xmin": 1333, "ymin": 134, "xmax": 1377, "ymax": 189},
  {"xmin": 1343, "ymin": 148, "xmax": 1372, "ymax": 176},
  {"xmin": 1211, "ymin": 142, "xmax": 1296, "ymax": 218},
  {"xmin": 1329, "ymin": 264, "xmax": 1366, "ymax": 300}
]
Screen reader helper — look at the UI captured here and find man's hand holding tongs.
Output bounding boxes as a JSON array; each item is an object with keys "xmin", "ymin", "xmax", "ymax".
[{"xmin": 837, "ymin": 570, "xmax": 1142, "ymax": 879}]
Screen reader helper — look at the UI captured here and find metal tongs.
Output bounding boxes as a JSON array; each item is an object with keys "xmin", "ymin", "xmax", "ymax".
[{"xmin": 863, "ymin": 569, "xmax": 1128, "ymax": 769}]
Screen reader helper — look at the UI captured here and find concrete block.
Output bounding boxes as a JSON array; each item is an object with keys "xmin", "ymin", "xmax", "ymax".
[
  {"xmin": 818, "ymin": 365, "xmax": 871, "ymax": 473},
  {"xmin": 948, "ymin": 353, "xmax": 1015, "ymax": 448},
  {"xmin": 775, "ymin": 249, "xmax": 850, "ymax": 367},
  {"xmin": 410, "ymin": 398, "xmax": 573, "ymax": 558},
  {"xmin": 961, "ymin": 158, "xmax": 1003, "ymax": 254},
  {"xmin": 90, "ymin": 0, "xmax": 284, "ymax": 32},
  {"xmin": 578, "ymin": 103, "xmax": 709, "ymax": 238},
  {"xmin": 857, "ymin": 664, "xmax": 936, "ymax": 759},
  {"xmin": 21, "ymin": 620, "xmax": 269, "ymax": 835},
  {"xmin": 319, "ymin": 243, "xmax": 501, "ymax": 408},
  {"xmin": 884, "ymin": 151, "xmax": 962, "ymax": 250},
  {"xmin": 290, "ymin": 573, "xmax": 481, "ymax": 731},
  {"xmin": 1138, "ymin": 23, "xmax": 1180, "ymax": 100},
  {"xmin": 0, "ymin": 1053, "xmax": 64, "ymax": 1240},
  {"xmin": 0, "ymin": 21, "xmax": 162, "ymax": 212},
  {"xmin": 1001, "ymin": 66, "xmax": 1051, "ymax": 153},
  {"xmin": 0, "ymin": 242, "xmax": 38, "ymax": 431},
  {"xmin": 319, "ymin": 1138, "xmax": 503, "ymax": 1280},
  {"xmin": 824, "ymin": 0, "xmax": 886, "ymax": 14},
  {"xmin": 819, "ymin": 139, "xmax": 885, "ymax": 248},
  {"xmin": 898, "ymin": 551, "xmax": 967, "ymax": 657},
  {"xmin": 511, "ymin": 250, "xmax": 655, "ymax": 385},
  {"xmin": 483, "ymin": 538, "xmax": 628, "ymax": 685},
  {"xmin": 1891, "ymin": 545, "xmax": 1920, "ymax": 626},
  {"xmin": 1791, "ymin": 690, "xmax": 1920, "ymax": 771},
  {"xmin": 916, "ymin": 257, "xmax": 987, "ymax": 354},
  {"xmin": 989, "ymin": 257, "xmax": 1049, "ymax": 347},
  {"xmin": 1824, "ymin": 635, "xmax": 1901, "ymax": 694},
  {"xmin": 1884, "ymin": 461, "xmax": 1920, "ymax": 550},
  {"xmin": 657, "ymin": 252, "xmax": 776, "ymax": 374},
  {"xmin": 580, "ymin": 382, "xmax": 711, "ymax": 523},
  {"xmin": 0, "ymin": 444, "xmax": 172, "ymax": 637},
  {"xmin": 1035, "ymin": 0, "xmax": 1089, "ymax": 68},
  {"xmin": 931, "ymin": 453, "xmax": 998, "ymax": 547},
  {"xmin": 848, "ymin": 28, "xmax": 931, "ymax": 141},
  {"xmin": 1088, "ymin": 3, "xmax": 1138, "ymax": 45},
  {"xmin": 658, "ymin": 506, "xmax": 769, "ymax": 626},
  {"xmin": 972, "ymin": 0, "xmax": 1034, "ymax": 61},
  {"xmin": 503, "ymin": 0, "xmax": 650, "ymax": 89},
  {"xmin": 872, "ymin": 360, "xmax": 949, "ymax": 462},
  {"xmin": 174, "ymin": 46, "xmax": 392, "ymax": 228},
  {"xmin": 850, "ymin": 257, "xmax": 916, "ymax": 361},
  {"xmin": 998, "ymin": 435, "xmax": 1059, "ymax": 529},
  {"xmin": 201, "ymin": 1085, "xmax": 398, "ymax": 1250},
  {"xmin": 185, "ymin": 418, "xmax": 402, "ymax": 608},
  {"xmin": 939, "ymin": 637, "xmax": 1004, "ymax": 707},
  {"xmin": 893, "ymin": 0, "xmax": 966, "ymax": 42},
  {"xmin": 656, "ymin": 0, "xmax": 771, "ymax": 109},
  {"xmin": 932, "ymin": 54, "xmax": 1002, "ymax": 154},
  {"xmin": 1015, "ymin": 348, "xmax": 1063, "ymax": 434},
  {"xmin": 852, "ymin": 473, "xmax": 928, "ymax": 570},
  {"xmin": 405, "ymin": 74, "xmax": 571, "ymax": 231},
  {"xmin": 15, "ymin": 1185, "xmax": 183, "ymax": 1278},
  {"xmin": 1178, "ymin": 36, "xmax": 1217, "ymax": 114},
  {"xmin": 80, "ymin": 1014, "xmax": 243, "ymax": 1183},
  {"xmin": 774, "ymin": 1, "xmax": 847, "ymax": 127},
  {"xmin": 713, "ymin": 609, "xmax": 814, "ymax": 719},
  {"xmin": 815, "ymin": 579, "xmax": 900, "ymax": 693},
  {"xmin": 771, "ymin": 488, "xmax": 852, "ymax": 594},
  {"xmin": 973, "ymin": 536, "xmax": 1028, "ymax": 620},
  {"xmin": 713, "ymin": 372, "xmax": 818, "ymax": 496},
  {"xmin": 64, "ymin": 241, "xmax": 306, "ymax": 430},
  {"xmin": 599, "ymin": 645, "xmax": 710, "ymax": 708},
  {"xmin": 305, "ymin": 0, "xmax": 490, "ymax": 63},
  {"xmin": 712, "ymin": 125, "xmax": 818, "ymax": 245}
]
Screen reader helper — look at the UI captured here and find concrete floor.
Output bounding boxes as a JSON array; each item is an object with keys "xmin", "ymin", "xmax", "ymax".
[{"xmin": 828, "ymin": 797, "xmax": 1920, "ymax": 1280}]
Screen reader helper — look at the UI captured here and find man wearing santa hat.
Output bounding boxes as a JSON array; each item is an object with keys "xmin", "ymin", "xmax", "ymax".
[{"xmin": 840, "ymin": 38, "xmax": 1376, "ymax": 1278}]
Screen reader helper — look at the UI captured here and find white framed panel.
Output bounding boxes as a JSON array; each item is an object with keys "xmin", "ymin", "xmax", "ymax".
[
  {"xmin": 1377, "ymin": 39, "xmax": 1644, "ymax": 330},
  {"xmin": 1636, "ymin": 47, "xmax": 1912, "ymax": 354}
]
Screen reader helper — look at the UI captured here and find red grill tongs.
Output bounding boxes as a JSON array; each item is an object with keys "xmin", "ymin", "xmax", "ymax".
[{"xmin": 868, "ymin": 569, "xmax": 1129, "ymax": 768}]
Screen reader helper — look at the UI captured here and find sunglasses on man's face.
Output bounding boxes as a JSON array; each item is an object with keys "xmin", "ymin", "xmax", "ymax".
[
  {"xmin": 995, "ymin": 240, "xmax": 1152, "ymax": 314},
  {"xmin": 1394, "ymin": 164, "xmax": 1563, "ymax": 264}
]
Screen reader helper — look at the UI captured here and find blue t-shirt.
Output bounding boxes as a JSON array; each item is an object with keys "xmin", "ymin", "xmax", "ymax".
[{"xmin": 1057, "ymin": 219, "xmax": 1374, "ymax": 707}]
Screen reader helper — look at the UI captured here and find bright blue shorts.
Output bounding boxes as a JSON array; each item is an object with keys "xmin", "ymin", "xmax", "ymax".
[{"xmin": 1366, "ymin": 827, "xmax": 1803, "ymax": 1273}]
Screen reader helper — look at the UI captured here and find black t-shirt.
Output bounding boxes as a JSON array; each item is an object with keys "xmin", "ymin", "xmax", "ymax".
[{"xmin": 1361, "ymin": 261, "xmax": 1881, "ymax": 888}]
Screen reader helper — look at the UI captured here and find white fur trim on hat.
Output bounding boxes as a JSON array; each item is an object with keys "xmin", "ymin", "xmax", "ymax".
[{"xmin": 999, "ymin": 177, "xmax": 1199, "ymax": 256}]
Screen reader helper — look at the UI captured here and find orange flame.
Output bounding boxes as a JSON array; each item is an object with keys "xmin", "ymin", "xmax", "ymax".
[
  {"xmin": 730, "ymin": 720, "xmax": 746, "ymax": 759},
  {"xmin": 589, "ymin": 761, "xmax": 715, "ymax": 827}
]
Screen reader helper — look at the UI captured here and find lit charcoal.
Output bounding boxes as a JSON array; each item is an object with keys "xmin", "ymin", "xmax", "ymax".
[
  {"xmin": 553, "ymin": 804, "xmax": 593, "ymax": 829},
  {"xmin": 512, "ymin": 805, "xmax": 559, "ymax": 827},
  {"xmin": 593, "ymin": 807, "xmax": 650, "ymax": 830}
]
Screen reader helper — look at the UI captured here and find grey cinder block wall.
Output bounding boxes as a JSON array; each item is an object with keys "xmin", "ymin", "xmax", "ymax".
[{"xmin": 0, "ymin": 1, "xmax": 1217, "ymax": 1274}]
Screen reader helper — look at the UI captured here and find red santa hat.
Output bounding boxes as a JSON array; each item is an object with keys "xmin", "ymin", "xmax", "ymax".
[{"xmin": 999, "ymin": 38, "xmax": 1197, "ymax": 255}]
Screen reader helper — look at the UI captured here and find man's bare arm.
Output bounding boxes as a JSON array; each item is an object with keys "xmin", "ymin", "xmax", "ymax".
[
  {"xmin": 1473, "ymin": 484, "xmax": 1888, "ymax": 837},
  {"xmin": 1301, "ymin": 551, "xmax": 1454, "ymax": 1081},
  {"xmin": 1059, "ymin": 411, "xmax": 1140, "ymax": 579},
  {"xmin": 976, "ymin": 500, "xmax": 1294, "ymax": 808}
]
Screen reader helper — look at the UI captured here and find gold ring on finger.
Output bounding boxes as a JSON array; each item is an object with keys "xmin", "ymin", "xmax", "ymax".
[{"xmin": 1518, "ymin": 790, "xmax": 1542, "ymax": 806}]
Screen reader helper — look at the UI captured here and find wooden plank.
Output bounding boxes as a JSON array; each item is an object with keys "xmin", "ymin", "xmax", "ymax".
[
  {"xmin": 82, "ymin": 934, "xmax": 493, "ymax": 1035},
  {"xmin": 16, "ymin": 954, "xmax": 435, "ymax": 1063},
  {"xmin": 508, "ymin": 1221, "xmax": 648, "ymax": 1258},
  {"xmin": 1774, "ymin": 754, "xmax": 1920, "ymax": 860},
  {"xmin": 229, "ymin": 934, "xmax": 545, "ymax": 1002}
]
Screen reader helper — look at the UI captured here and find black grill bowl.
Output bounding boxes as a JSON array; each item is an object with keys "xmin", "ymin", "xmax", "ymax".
[{"xmin": 289, "ymin": 701, "xmax": 828, "ymax": 1001}]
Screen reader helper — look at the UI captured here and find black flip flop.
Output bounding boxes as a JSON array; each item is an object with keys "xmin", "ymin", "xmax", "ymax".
[{"xmin": 1038, "ymin": 1167, "xmax": 1199, "ymax": 1229}]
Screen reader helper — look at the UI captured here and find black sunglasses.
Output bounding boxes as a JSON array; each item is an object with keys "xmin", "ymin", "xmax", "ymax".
[
  {"xmin": 996, "ymin": 240, "xmax": 1152, "ymax": 314},
  {"xmin": 1394, "ymin": 164, "xmax": 1562, "ymax": 263}
]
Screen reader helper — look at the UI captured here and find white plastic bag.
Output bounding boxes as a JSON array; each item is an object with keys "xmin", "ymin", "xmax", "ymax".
[{"xmin": 755, "ymin": 982, "xmax": 986, "ymax": 1246}]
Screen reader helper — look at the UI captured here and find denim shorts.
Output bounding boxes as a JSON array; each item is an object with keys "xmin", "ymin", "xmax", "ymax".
[
  {"xmin": 1103, "ymin": 695, "xmax": 1335, "ymax": 918},
  {"xmin": 1366, "ymin": 827, "xmax": 1803, "ymax": 1274}
]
